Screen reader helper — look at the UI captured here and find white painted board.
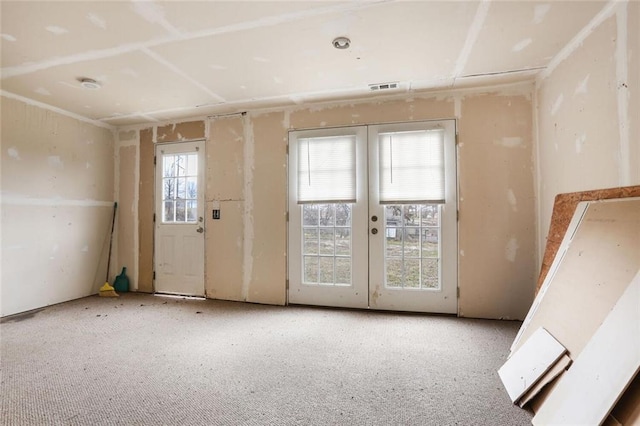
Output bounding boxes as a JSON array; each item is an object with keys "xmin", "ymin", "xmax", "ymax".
[
  {"xmin": 518, "ymin": 354, "xmax": 572, "ymax": 408},
  {"xmin": 510, "ymin": 202, "xmax": 589, "ymax": 354},
  {"xmin": 532, "ymin": 270, "xmax": 640, "ymax": 426},
  {"xmin": 498, "ymin": 327, "xmax": 566, "ymax": 403}
]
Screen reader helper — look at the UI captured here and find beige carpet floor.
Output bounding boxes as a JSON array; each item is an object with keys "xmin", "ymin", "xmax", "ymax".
[{"xmin": 1, "ymin": 293, "xmax": 532, "ymax": 425}]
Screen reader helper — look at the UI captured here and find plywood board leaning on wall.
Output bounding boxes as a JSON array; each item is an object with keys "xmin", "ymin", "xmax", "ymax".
[
  {"xmin": 509, "ymin": 197, "xmax": 640, "ymax": 420},
  {"xmin": 536, "ymin": 186, "xmax": 640, "ymax": 294}
]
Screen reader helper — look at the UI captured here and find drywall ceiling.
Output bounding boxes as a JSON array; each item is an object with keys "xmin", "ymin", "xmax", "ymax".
[{"xmin": 0, "ymin": 1, "xmax": 607, "ymax": 127}]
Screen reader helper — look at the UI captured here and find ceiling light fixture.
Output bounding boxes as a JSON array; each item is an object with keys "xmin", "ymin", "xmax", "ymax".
[
  {"xmin": 332, "ymin": 36, "xmax": 351, "ymax": 50},
  {"xmin": 79, "ymin": 78, "xmax": 101, "ymax": 90}
]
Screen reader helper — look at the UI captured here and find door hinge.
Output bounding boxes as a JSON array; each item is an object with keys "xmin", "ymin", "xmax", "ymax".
[
  {"xmin": 153, "ymin": 271, "xmax": 156, "ymax": 280},
  {"xmin": 455, "ymin": 133, "xmax": 459, "ymax": 146},
  {"xmin": 457, "ymin": 210, "xmax": 460, "ymax": 221},
  {"xmin": 457, "ymin": 287, "xmax": 460, "ymax": 298},
  {"xmin": 286, "ymin": 144, "xmax": 289, "ymax": 155},
  {"xmin": 286, "ymin": 279, "xmax": 289, "ymax": 290},
  {"xmin": 154, "ymin": 155, "xmax": 156, "ymax": 165},
  {"xmin": 153, "ymin": 213, "xmax": 156, "ymax": 223},
  {"xmin": 286, "ymin": 211, "xmax": 289, "ymax": 222}
]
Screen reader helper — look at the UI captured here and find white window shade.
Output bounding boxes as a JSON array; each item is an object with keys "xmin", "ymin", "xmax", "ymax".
[
  {"xmin": 379, "ymin": 129, "xmax": 445, "ymax": 204},
  {"xmin": 297, "ymin": 135, "xmax": 356, "ymax": 203}
]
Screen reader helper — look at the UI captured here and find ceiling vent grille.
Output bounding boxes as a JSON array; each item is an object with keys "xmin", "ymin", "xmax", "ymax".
[{"xmin": 369, "ymin": 82, "xmax": 400, "ymax": 91}]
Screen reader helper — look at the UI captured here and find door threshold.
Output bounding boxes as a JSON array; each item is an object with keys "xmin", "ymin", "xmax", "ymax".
[{"xmin": 154, "ymin": 293, "xmax": 206, "ymax": 301}]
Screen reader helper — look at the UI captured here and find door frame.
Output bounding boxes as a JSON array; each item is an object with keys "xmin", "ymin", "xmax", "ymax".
[
  {"xmin": 287, "ymin": 120, "xmax": 459, "ymax": 313},
  {"xmin": 153, "ymin": 139, "xmax": 206, "ymax": 297}
]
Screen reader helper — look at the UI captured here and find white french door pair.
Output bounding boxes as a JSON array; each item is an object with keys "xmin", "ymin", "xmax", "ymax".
[{"xmin": 288, "ymin": 120, "xmax": 457, "ymax": 313}]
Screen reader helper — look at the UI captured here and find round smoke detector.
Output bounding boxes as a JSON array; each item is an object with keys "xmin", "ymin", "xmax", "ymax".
[
  {"xmin": 79, "ymin": 78, "xmax": 101, "ymax": 90},
  {"xmin": 332, "ymin": 36, "xmax": 351, "ymax": 50}
]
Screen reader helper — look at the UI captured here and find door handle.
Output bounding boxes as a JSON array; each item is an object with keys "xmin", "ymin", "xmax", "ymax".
[
  {"xmin": 371, "ymin": 228, "xmax": 378, "ymax": 235},
  {"xmin": 196, "ymin": 227, "xmax": 204, "ymax": 233}
]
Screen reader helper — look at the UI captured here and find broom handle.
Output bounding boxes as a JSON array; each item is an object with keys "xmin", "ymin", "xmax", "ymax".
[{"xmin": 106, "ymin": 202, "xmax": 118, "ymax": 282}]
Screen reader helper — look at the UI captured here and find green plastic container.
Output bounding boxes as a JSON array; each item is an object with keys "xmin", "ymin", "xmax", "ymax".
[{"xmin": 113, "ymin": 267, "xmax": 130, "ymax": 293}]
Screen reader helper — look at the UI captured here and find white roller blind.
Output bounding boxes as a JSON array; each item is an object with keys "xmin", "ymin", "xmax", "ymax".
[
  {"xmin": 297, "ymin": 135, "xmax": 356, "ymax": 203},
  {"xmin": 379, "ymin": 129, "xmax": 445, "ymax": 204}
]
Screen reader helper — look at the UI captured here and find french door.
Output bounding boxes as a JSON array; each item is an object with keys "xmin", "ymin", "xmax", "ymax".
[
  {"xmin": 288, "ymin": 121, "xmax": 457, "ymax": 314},
  {"xmin": 154, "ymin": 141, "xmax": 205, "ymax": 296}
]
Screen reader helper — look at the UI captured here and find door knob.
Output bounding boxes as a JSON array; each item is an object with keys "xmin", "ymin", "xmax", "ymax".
[
  {"xmin": 196, "ymin": 227, "xmax": 204, "ymax": 233},
  {"xmin": 371, "ymin": 215, "xmax": 378, "ymax": 222},
  {"xmin": 371, "ymin": 228, "xmax": 378, "ymax": 235}
]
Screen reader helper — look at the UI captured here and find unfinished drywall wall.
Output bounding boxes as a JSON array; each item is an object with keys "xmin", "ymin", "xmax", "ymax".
[
  {"xmin": 215, "ymin": 91, "xmax": 535, "ymax": 317},
  {"xmin": 630, "ymin": 2, "xmax": 640, "ymax": 187},
  {"xmin": 205, "ymin": 116, "xmax": 244, "ymax": 300},
  {"xmin": 1, "ymin": 96, "xmax": 114, "ymax": 317},
  {"xmin": 189, "ymin": 113, "xmax": 286, "ymax": 304},
  {"xmin": 244, "ymin": 112, "xmax": 287, "ymax": 304},
  {"xmin": 137, "ymin": 129, "xmax": 154, "ymax": 293},
  {"xmin": 536, "ymin": 3, "xmax": 640, "ymax": 259},
  {"xmin": 116, "ymin": 130, "xmax": 139, "ymax": 291},
  {"xmin": 457, "ymin": 93, "xmax": 537, "ymax": 319},
  {"xmin": 124, "ymin": 87, "xmax": 536, "ymax": 319},
  {"xmin": 137, "ymin": 121, "xmax": 207, "ymax": 294}
]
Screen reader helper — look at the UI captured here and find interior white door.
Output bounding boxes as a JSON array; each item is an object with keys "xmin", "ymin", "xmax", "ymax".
[
  {"xmin": 154, "ymin": 141, "xmax": 205, "ymax": 296},
  {"xmin": 288, "ymin": 121, "xmax": 457, "ymax": 313}
]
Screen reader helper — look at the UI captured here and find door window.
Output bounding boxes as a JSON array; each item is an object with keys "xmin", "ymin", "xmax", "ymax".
[
  {"xmin": 384, "ymin": 204, "xmax": 440, "ymax": 290},
  {"xmin": 302, "ymin": 203, "xmax": 352, "ymax": 286},
  {"xmin": 161, "ymin": 153, "xmax": 199, "ymax": 223}
]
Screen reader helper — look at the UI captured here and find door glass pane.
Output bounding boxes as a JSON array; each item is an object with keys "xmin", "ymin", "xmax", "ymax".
[
  {"xmin": 163, "ymin": 178, "xmax": 175, "ymax": 199},
  {"xmin": 403, "ymin": 229, "xmax": 420, "ymax": 257},
  {"xmin": 420, "ymin": 205, "xmax": 438, "ymax": 226},
  {"xmin": 186, "ymin": 178, "xmax": 196, "ymax": 199},
  {"xmin": 404, "ymin": 259, "xmax": 420, "ymax": 288},
  {"xmin": 319, "ymin": 229, "xmax": 334, "ymax": 255},
  {"xmin": 186, "ymin": 154, "xmax": 198, "ymax": 176},
  {"xmin": 177, "ymin": 177, "xmax": 186, "ymax": 199},
  {"xmin": 163, "ymin": 200, "xmax": 175, "ymax": 222},
  {"xmin": 335, "ymin": 229, "xmax": 350, "ymax": 256},
  {"xmin": 335, "ymin": 257, "xmax": 351, "ymax": 285},
  {"xmin": 422, "ymin": 229, "xmax": 439, "ymax": 258},
  {"xmin": 319, "ymin": 257, "xmax": 334, "ymax": 284},
  {"xmin": 404, "ymin": 205, "xmax": 419, "ymax": 227},
  {"xmin": 318, "ymin": 204, "xmax": 334, "ymax": 226},
  {"xmin": 163, "ymin": 155, "xmax": 176, "ymax": 177},
  {"xmin": 176, "ymin": 155, "xmax": 187, "ymax": 176},
  {"xmin": 303, "ymin": 229, "xmax": 319, "ymax": 254},
  {"xmin": 175, "ymin": 200, "xmax": 186, "ymax": 222},
  {"xmin": 186, "ymin": 200, "xmax": 197, "ymax": 222},
  {"xmin": 335, "ymin": 204, "xmax": 351, "ymax": 226},
  {"xmin": 384, "ymin": 204, "xmax": 441, "ymax": 290},
  {"xmin": 386, "ymin": 205, "xmax": 403, "ymax": 225},
  {"xmin": 303, "ymin": 204, "xmax": 319, "ymax": 226},
  {"xmin": 422, "ymin": 259, "xmax": 439, "ymax": 289},
  {"xmin": 386, "ymin": 258, "xmax": 403, "ymax": 288},
  {"xmin": 304, "ymin": 256, "xmax": 319, "ymax": 283},
  {"xmin": 301, "ymin": 203, "xmax": 352, "ymax": 286},
  {"xmin": 386, "ymin": 227, "xmax": 401, "ymax": 257}
]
